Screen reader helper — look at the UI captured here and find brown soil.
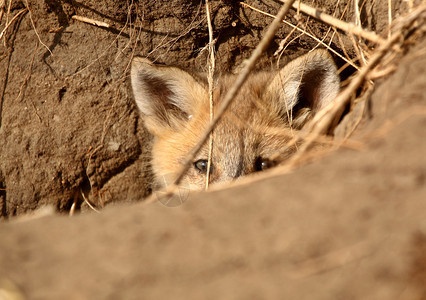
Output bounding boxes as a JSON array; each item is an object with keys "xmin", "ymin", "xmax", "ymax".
[{"xmin": 0, "ymin": 0, "xmax": 425, "ymax": 299}]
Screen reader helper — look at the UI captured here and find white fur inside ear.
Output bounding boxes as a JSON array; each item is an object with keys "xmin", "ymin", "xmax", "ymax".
[
  {"xmin": 316, "ymin": 70, "xmax": 340, "ymax": 109},
  {"xmin": 131, "ymin": 60, "xmax": 185, "ymax": 116},
  {"xmin": 267, "ymin": 49, "xmax": 340, "ymax": 115},
  {"xmin": 281, "ymin": 80, "xmax": 301, "ymax": 110},
  {"xmin": 130, "ymin": 57, "xmax": 208, "ymax": 132},
  {"xmin": 130, "ymin": 59, "xmax": 157, "ymax": 117},
  {"xmin": 162, "ymin": 72, "xmax": 199, "ymax": 114}
]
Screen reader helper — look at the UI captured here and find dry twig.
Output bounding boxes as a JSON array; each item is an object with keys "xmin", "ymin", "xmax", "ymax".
[
  {"xmin": 69, "ymin": 191, "xmax": 79, "ymax": 216},
  {"xmin": 0, "ymin": 0, "xmax": 6, "ymax": 25},
  {"xmin": 205, "ymin": 0, "xmax": 215, "ymax": 189},
  {"xmin": 80, "ymin": 189, "xmax": 100, "ymax": 214},
  {"xmin": 24, "ymin": 0, "xmax": 52, "ymax": 55},
  {"xmin": 367, "ymin": 64, "xmax": 397, "ymax": 80},
  {"xmin": 388, "ymin": 0, "xmax": 392, "ymax": 39},
  {"xmin": 278, "ymin": 0, "xmax": 386, "ymax": 45},
  {"xmin": 0, "ymin": 8, "xmax": 27, "ymax": 41},
  {"xmin": 72, "ymin": 15, "xmax": 111, "ymax": 28},
  {"xmin": 2, "ymin": 0, "xmax": 12, "ymax": 47}
]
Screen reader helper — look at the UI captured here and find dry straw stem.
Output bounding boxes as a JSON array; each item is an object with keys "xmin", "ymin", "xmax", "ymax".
[
  {"xmin": 72, "ymin": 15, "xmax": 111, "ymax": 28},
  {"xmin": 0, "ymin": 0, "xmax": 5, "ymax": 25},
  {"xmin": 388, "ymin": 0, "xmax": 392, "ymax": 39},
  {"xmin": 23, "ymin": 0, "xmax": 52, "ymax": 56},
  {"xmin": 0, "ymin": 8, "xmax": 27, "ymax": 41},
  {"xmin": 147, "ymin": 0, "xmax": 297, "ymax": 204},
  {"xmin": 2, "ymin": 0, "xmax": 11, "ymax": 47},
  {"xmin": 205, "ymin": 0, "xmax": 215, "ymax": 189},
  {"xmin": 69, "ymin": 199, "xmax": 76, "ymax": 216},
  {"xmin": 80, "ymin": 189, "xmax": 100, "ymax": 214},
  {"xmin": 278, "ymin": 0, "xmax": 386, "ymax": 45}
]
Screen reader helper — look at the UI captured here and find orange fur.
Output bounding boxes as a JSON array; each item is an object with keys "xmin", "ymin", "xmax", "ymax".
[{"xmin": 131, "ymin": 50, "xmax": 340, "ymax": 189}]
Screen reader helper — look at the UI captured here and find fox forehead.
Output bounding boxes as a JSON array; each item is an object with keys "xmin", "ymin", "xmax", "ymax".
[
  {"xmin": 173, "ymin": 71, "xmax": 290, "ymax": 150},
  {"xmin": 195, "ymin": 72, "xmax": 285, "ymax": 126},
  {"xmin": 151, "ymin": 76, "xmax": 294, "ymax": 185}
]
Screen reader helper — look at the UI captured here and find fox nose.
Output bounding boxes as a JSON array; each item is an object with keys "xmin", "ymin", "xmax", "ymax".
[
  {"xmin": 231, "ymin": 167, "xmax": 243, "ymax": 179},
  {"xmin": 219, "ymin": 163, "xmax": 249, "ymax": 182}
]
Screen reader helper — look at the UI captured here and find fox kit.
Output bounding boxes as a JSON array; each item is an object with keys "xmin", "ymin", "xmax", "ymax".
[{"xmin": 131, "ymin": 50, "xmax": 339, "ymax": 189}]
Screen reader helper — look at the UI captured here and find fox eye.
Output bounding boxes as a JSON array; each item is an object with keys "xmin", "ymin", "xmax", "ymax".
[
  {"xmin": 254, "ymin": 157, "xmax": 273, "ymax": 171},
  {"xmin": 194, "ymin": 159, "xmax": 213, "ymax": 174}
]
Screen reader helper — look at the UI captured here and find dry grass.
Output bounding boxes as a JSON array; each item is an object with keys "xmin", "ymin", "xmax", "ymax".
[
  {"xmin": 151, "ymin": 0, "xmax": 426, "ymax": 205},
  {"xmin": 0, "ymin": 7, "xmax": 26, "ymax": 42}
]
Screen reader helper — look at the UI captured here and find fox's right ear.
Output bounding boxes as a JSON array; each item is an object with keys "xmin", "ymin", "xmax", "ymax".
[{"xmin": 131, "ymin": 57, "xmax": 207, "ymax": 135}]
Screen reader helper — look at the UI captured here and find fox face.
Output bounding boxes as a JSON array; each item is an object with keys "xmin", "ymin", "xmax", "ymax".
[{"xmin": 131, "ymin": 50, "xmax": 340, "ymax": 189}]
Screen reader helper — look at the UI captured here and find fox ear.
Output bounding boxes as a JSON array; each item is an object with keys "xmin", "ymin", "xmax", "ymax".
[
  {"xmin": 131, "ymin": 57, "xmax": 207, "ymax": 135},
  {"xmin": 266, "ymin": 50, "xmax": 340, "ymax": 128}
]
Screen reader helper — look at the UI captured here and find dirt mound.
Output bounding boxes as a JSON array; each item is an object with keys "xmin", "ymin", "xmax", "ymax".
[{"xmin": 0, "ymin": 0, "xmax": 425, "ymax": 299}]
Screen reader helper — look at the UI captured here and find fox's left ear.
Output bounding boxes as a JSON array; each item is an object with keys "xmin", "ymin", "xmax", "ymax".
[{"xmin": 266, "ymin": 49, "xmax": 340, "ymax": 127}]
